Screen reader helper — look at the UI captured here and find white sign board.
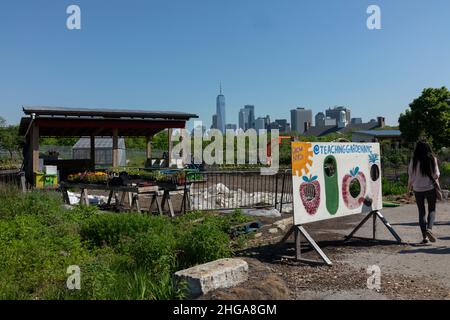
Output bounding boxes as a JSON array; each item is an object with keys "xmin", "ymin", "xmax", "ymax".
[{"xmin": 291, "ymin": 142, "xmax": 382, "ymax": 225}]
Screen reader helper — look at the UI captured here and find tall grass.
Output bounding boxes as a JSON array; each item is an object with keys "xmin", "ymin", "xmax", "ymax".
[{"xmin": 0, "ymin": 187, "xmax": 250, "ymax": 300}]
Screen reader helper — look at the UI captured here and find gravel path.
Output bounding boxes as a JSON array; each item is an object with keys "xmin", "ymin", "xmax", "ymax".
[{"xmin": 209, "ymin": 200, "xmax": 450, "ymax": 300}]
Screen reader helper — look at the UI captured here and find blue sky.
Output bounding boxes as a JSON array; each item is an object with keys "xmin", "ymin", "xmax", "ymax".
[{"xmin": 1, "ymin": 0, "xmax": 449, "ymax": 128}]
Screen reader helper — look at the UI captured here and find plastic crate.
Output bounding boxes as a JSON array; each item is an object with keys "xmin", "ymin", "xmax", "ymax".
[{"xmin": 35, "ymin": 172, "xmax": 58, "ymax": 189}]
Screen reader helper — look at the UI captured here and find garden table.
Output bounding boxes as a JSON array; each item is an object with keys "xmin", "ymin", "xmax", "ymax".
[{"xmin": 60, "ymin": 182, "xmax": 160, "ymax": 213}]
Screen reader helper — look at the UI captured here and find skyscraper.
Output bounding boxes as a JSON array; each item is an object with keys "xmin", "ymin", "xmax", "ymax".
[
  {"xmin": 315, "ymin": 112, "xmax": 336, "ymax": 127},
  {"xmin": 211, "ymin": 114, "xmax": 217, "ymax": 129},
  {"xmin": 290, "ymin": 107, "xmax": 312, "ymax": 134},
  {"xmin": 238, "ymin": 108, "xmax": 248, "ymax": 130},
  {"xmin": 238, "ymin": 105, "xmax": 255, "ymax": 130},
  {"xmin": 244, "ymin": 105, "xmax": 255, "ymax": 129},
  {"xmin": 326, "ymin": 106, "xmax": 351, "ymax": 125},
  {"xmin": 216, "ymin": 83, "xmax": 226, "ymax": 132},
  {"xmin": 255, "ymin": 117, "xmax": 266, "ymax": 131}
]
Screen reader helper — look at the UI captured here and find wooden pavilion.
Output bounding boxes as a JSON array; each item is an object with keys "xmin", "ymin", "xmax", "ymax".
[{"xmin": 18, "ymin": 106, "xmax": 198, "ymax": 185}]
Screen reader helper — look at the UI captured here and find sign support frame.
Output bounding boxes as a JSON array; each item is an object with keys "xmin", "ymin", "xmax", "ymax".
[
  {"xmin": 280, "ymin": 209, "xmax": 402, "ymax": 267},
  {"xmin": 344, "ymin": 210, "xmax": 402, "ymax": 243},
  {"xmin": 280, "ymin": 225, "xmax": 333, "ymax": 266}
]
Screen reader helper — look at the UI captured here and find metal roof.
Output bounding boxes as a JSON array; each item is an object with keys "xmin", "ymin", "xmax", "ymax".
[
  {"xmin": 353, "ymin": 130, "xmax": 401, "ymax": 137},
  {"xmin": 303, "ymin": 122, "xmax": 381, "ymax": 137},
  {"xmin": 23, "ymin": 106, "xmax": 198, "ymax": 120},
  {"xmin": 73, "ymin": 137, "xmax": 126, "ymax": 149}
]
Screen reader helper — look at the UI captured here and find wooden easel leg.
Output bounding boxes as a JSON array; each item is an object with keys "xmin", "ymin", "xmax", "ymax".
[
  {"xmin": 62, "ymin": 188, "xmax": 70, "ymax": 204},
  {"xmin": 278, "ymin": 225, "xmax": 294, "ymax": 244},
  {"xmin": 375, "ymin": 211, "xmax": 402, "ymax": 243},
  {"xmin": 298, "ymin": 226, "xmax": 333, "ymax": 266},
  {"xmin": 155, "ymin": 195, "xmax": 163, "ymax": 216},
  {"xmin": 161, "ymin": 191, "xmax": 168, "ymax": 212},
  {"xmin": 295, "ymin": 227, "xmax": 301, "ymax": 261},
  {"xmin": 120, "ymin": 192, "xmax": 127, "ymax": 206},
  {"xmin": 280, "ymin": 225, "xmax": 332, "ymax": 266},
  {"xmin": 167, "ymin": 193, "xmax": 175, "ymax": 217},
  {"xmin": 79, "ymin": 188, "xmax": 85, "ymax": 205},
  {"xmin": 135, "ymin": 196, "xmax": 141, "ymax": 213},
  {"xmin": 345, "ymin": 210, "xmax": 402, "ymax": 243},
  {"xmin": 149, "ymin": 194, "xmax": 156, "ymax": 214},
  {"xmin": 131, "ymin": 194, "xmax": 141, "ymax": 213},
  {"xmin": 344, "ymin": 211, "xmax": 375, "ymax": 241},
  {"xmin": 107, "ymin": 190, "xmax": 113, "ymax": 206},
  {"xmin": 128, "ymin": 192, "xmax": 133, "ymax": 207},
  {"xmin": 373, "ymin": 211, "xmax": 377, "ymax": 240}
]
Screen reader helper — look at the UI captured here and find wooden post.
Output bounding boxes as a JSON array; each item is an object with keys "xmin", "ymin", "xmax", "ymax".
[
  {"xmin": 90, "ymin": 135, "xmax": 96, "ymax": 170},
  {"xmin": 112, "ymin": 128, "xmax": 119, "ymax": 168},
  {"xmin": 31, "ymin": 123, "xmax": 40, "ymax": 182},
  {"xmin": 146, "ymin": 136, "xmax": 153, "ymax": 160},
  {"xmin": 167, "ymin": 128, "xmax": 173, "ymax": 167}
]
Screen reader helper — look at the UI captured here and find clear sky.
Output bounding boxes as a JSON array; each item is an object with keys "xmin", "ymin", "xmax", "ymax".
[{"xmin": 1, "ymin": 0, "xmax": 450, "ymax": 128}]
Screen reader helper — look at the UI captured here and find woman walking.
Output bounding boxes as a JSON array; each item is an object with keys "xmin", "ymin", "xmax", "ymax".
[{"xmin": 408, "ymin": 140, "xmax": 441, "ymax": 244}]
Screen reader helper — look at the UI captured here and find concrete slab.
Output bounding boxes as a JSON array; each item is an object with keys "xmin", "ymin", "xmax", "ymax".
[{"xmin": 174, "ymin": 258, "xmax": 249, "ymax": 298}]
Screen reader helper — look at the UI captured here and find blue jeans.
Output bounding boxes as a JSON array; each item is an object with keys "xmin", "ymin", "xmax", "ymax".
[{"xmin": 414, "ymin": 189, "xmax": 437, "ymax": 238}]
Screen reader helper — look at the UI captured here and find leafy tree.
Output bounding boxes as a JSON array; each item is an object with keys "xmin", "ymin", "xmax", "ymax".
[
  {"xmin": 399, "ymin": 87, "xmax": 450, "ymax": 150},
  {"xmin": 0, "ymin": 117, "xmax": 22, "ymax": 160},
  {"xmin": 40, "ymin": 137, "xmax": 78, "ymax": 146}
]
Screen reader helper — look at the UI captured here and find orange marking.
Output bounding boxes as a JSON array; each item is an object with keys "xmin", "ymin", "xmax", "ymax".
[{"xmin": 291, "ymin": 142, "xmax": 314, "ymax": 177}]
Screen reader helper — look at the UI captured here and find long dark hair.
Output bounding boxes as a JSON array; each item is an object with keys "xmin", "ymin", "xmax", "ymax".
[{"xmin": 412, "ymin": 140, "xmax": 436, "ymax": 177}]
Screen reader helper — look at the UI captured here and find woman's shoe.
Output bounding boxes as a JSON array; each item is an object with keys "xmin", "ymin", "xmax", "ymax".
[
  {"xmin": 426, "ymin": 229, "xmax": 436, "ymax": 243},
  {"xmin": 420, "ymin": 239, "xmax": 429, "ymax": 244}
]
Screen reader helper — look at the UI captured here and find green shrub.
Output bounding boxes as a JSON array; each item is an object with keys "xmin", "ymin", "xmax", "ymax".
[
  {"xmin": 0, "ymin": 188, "xmax": 62, "ymax": 221},
  {"xmin": 177, "ymin": 221, "xmax": 232, "ymax": 269},
  {"xmin": 0, "ymin": 214, "xmax": 90, "ymax": 299},
  {"xmin": 382, "ymin": 178, "xmax": 408, "ymax": 196},
  {"xmin": 0, "ymin": 188, "xmax": 250, "ymax": 300},
  {"xmin": 441, "ymin": 162, "xmax": 450, "ymax": 177},
  {"xmin": 119, "ymin": 228, "xmax": 176, "ymax": 273},
  {"xmin": 80, "ymin": 213, "xmax": 169, "ymax": 247}
]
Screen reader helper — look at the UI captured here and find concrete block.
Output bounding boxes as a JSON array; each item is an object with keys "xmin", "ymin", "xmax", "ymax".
[{"xmin": 174, "ymin": 258, "xmax": 248, "ymax": 298}]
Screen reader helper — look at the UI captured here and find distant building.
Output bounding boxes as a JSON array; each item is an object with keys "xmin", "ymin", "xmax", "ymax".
[
  {"xmin": 225, "ymin": 124, "xmax": 237, "ymax": 131},
  {"xmin": 326, "ymin": 106, "xmax": 351, "ymax": 126},
  {"xmin": 304, "ymin": 116, "xmax": 386, "ymax": 137},
  {"xmin": 270, "ymin": 119, "xmax": 290, "ymax": 132},
  {"xmin": 191, "ymin": 125, "xmax": 206, "ymax": 135},
  {"xmin": 245, "ymin": 105, "xmax": 255, "ymax": 129},
  {"xmin": 73, "ymin": 137, "xmax": 126, "ymax": 167},
  {"xmin": 291, "ymin": 107, "xmax": 312, "ymax": 134},
  {"xmin": 255, "ymin": 117, "xmax": 266, "ymax": 131},
  {"xmin": 351, "ymin": 118, "xmax": 363, "ymax": 125},
  {"xmin": 336, "ymin": 110, "xmax": 348, "ymax": 128},
  {"xmin": 264, "ymin": 115, "xmax": 271, "ymax": 128},
  {"xmin": 216, "ymin": 84, "xmax": 226, "ymax": 132},
  {"xmin": 211, "ymin": 114, "xmax": 217, "ymax": 129},
  {"xmin": 352, "ymin": 130, "xmax": 402, "ymax": 145},
  {"xmin": 238, "ymin": 108, "xmax": 248, "ymax": 130},
  {"xmin": 315, "ymin": 112, "xmax": 336, "ymax": 127},
  {"xmin": 238, "ymin": 105, "xmax": 255, "ymax": 130}
]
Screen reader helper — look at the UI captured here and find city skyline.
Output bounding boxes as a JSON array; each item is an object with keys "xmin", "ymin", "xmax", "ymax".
[{"xmin": 1, "ymin": 1, "xmax": 450, "ymax": 128}]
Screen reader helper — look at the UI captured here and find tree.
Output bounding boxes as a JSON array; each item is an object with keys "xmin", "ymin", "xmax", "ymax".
[
  {"xmin": 0, "ymin": 117, "xmax": 22, "ymax": 160},
  {"xmin": 399, "ymin": 87, "xmax": 450, "ymax": 150}
]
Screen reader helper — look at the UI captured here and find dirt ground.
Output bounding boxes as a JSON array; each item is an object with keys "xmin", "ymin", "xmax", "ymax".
[{"xmin": 203, "ymin": 200, "xmax": 450, "ymax": 300}]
